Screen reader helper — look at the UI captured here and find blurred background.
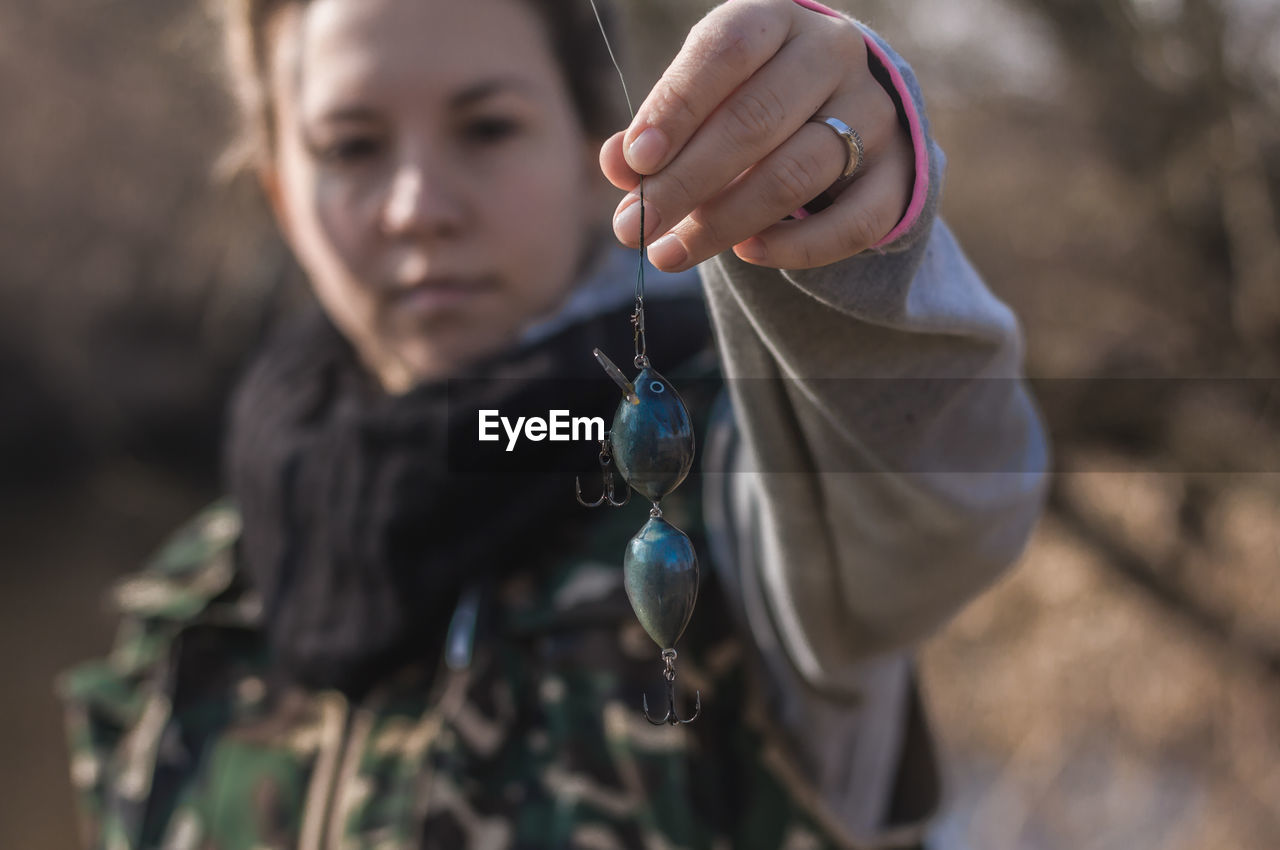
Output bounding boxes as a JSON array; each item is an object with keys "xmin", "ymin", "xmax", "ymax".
[{"xmin": 1, "ymin": 0, "xmax": 1277, "ymax": 847}]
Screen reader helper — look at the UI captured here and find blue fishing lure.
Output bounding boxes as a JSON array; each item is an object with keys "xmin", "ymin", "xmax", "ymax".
[
  {"xmin": 576, "ymin": 345, "xmax": 702, "ymax": 726},
  {"xmin": 578, "ymin": 0, "xmax": 701, "ymax": 726}
]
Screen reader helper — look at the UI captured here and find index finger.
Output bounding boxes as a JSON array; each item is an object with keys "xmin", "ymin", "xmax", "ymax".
[{"xmin": 623, "ymin": 0, "xmax": 793, "ymax": 175}]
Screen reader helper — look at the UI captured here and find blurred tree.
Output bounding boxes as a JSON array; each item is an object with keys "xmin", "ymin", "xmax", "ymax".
[
  {"xmin": 1008, "ymin": 0, "xmax": 1280, "ymax": 349},
  {"xmin": 998, "ymin": 0, "xmax": 1280, "ymax": 686}
]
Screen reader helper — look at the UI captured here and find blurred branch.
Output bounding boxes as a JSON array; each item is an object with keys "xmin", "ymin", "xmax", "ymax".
[{"xmin": 1049, "ymin": 478, "xmax": 1280, "ymax": 680}]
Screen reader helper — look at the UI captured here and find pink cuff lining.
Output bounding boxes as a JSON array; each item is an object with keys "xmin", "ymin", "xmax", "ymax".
[
  {"xmin": 859, "ymin": 29, "xmax": 930, "ymax": 248},
  {"xmin": 786, "ymin": 0, "xmax": 931, "ymax": 250},
  {"xmin": 788, "ymin": 0, "xmax": 841, "ymax": 14}
]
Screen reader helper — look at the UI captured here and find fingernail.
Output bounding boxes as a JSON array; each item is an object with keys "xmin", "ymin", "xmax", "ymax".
[
  {"xmin": 627, "ymin": 127, "xmax": 668, "ymax": 173},
  {"xmin": 647, "ymin": 233, "xmax": 687, "ymax": 269},
  {"xmin": 735, "ymin": 237, "xmax": 766, "ymax": 262},
  {"xmin": 613, "ymin": 195, "xmax": 659, "ymax": 244}
]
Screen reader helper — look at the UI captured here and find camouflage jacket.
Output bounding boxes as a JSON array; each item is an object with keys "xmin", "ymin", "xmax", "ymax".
[{"xmin": 59, "ymin": 387, "xmax": 929, "ymax": 850}]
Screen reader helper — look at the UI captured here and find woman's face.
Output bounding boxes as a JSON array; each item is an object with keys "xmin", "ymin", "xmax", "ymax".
[{"xmin": 263, "ymin": 0, "xmax": 609, "ymax": 391}]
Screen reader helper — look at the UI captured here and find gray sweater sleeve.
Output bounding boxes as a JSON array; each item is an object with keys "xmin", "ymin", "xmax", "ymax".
[{"xmin": 698, "ymin": 27, "xmax": 1049, "ymax": 696}]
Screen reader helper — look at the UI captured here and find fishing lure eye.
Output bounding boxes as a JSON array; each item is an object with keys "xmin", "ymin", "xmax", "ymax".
[{"xmin": 650, "ymin": 381, "xmax": 665, "ymax": 393}]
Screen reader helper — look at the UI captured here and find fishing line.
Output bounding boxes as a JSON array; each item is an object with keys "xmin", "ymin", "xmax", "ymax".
[
  {"xmin": 587, "ymin": 0, "xmax": 635, "ymax": 116},
  {"xmin": 587, "ymin": 0, "xmax": 648, "ymax": 361}
]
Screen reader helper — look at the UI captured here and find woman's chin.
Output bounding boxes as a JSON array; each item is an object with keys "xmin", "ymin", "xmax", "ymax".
[{"xmin": 381, "ymin": 336, "xmax": 507, "ymax": 388}]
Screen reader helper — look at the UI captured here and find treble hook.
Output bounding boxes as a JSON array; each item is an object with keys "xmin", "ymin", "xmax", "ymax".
[
  {"xmin": 642, "ymin": 649, "xmax": 701, "ymax": 726},
  {"xmin": 576, "ymin": 438, "xmax": 630, "ymax": 508}
]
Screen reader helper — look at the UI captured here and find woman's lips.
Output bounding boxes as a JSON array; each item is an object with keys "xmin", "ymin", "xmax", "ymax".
[{"xmin": 390, "ymin": 277, "xmax": 495, "ymax": 316}]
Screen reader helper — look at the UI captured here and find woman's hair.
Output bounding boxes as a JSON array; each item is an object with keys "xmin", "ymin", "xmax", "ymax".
[{"xmin": 218, "ymin": 0, "xmax": 626, "ymax": 174}]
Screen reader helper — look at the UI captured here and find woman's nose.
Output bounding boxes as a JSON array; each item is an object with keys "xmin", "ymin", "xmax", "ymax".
[{"xmin": 379, "ymin": 160, "xmax": 466, "ymax": 239}]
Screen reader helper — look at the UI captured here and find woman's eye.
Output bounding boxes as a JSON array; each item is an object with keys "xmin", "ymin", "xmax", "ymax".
[
  {"xmin": 463, "ymin": 117, "xmax": 519, "ymax": 146},
  {"xmin": 321, "ymin": 136, "xmax": 385, "ymax": 164}
]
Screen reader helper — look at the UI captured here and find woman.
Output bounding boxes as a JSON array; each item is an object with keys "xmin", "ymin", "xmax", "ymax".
[{"xmin": 61, "ymin": 0, "xmax": 1047, "ymax": 847}]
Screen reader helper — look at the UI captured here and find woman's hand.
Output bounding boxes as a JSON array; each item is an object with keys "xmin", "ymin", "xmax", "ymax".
[{"xmin": 599, "ymin": 0, "xmax": 914, "ymax": 272}]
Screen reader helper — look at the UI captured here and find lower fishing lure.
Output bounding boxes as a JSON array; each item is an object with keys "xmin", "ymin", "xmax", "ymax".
[{"xmin": 576, "ymin": 0, "xmax": 701, "ymax": 726}]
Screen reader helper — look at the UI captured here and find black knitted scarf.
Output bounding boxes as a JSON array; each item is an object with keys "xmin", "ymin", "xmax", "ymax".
[{"xmin": 226, "ymin": 298, "xmax": 710, "ymax": 697}]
